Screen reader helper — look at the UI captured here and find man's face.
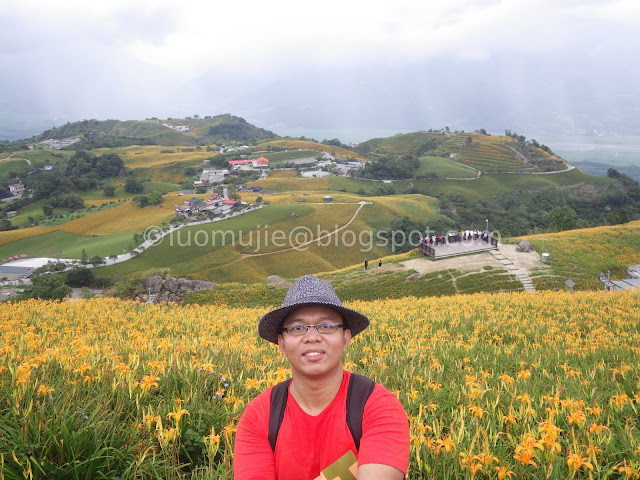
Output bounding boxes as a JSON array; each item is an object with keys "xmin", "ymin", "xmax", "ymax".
[{"xmin": 278, "ymin": 305, "xmax": 351, "ymax": 380}]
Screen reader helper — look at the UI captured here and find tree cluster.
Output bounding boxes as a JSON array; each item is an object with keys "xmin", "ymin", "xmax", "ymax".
[
  {"xmin": 355, "ymin": 154, "xmax": 420, "ymax": 180},
  {"xmin": 428, "ymin": 170, "xmax": 640, "ymax": 237},
  {"xmin": 25, "ymin": 151, "xmax": 124, "ymax": 209}
]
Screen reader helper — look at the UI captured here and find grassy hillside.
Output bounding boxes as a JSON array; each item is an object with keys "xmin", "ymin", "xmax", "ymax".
[
  {"xmin": 358, "ymin": 132, "xmax": 567, "ymax": 173},
  {"xmin": 31, "ymin": 115, "xmax": 278, "ymax": 147},
  {"xmin": 416, "ymin": 155, "xmax": 477, "ymax": 178},
  {"xmin": 92, "ymin": 145, "xmax": 217, "ymax": 169},
  {"xmin": 0, "ymin": 196, "xmax": 178, "ymax": 258},
  {"xmin": 512, "ymin": 220, "xmax": 640, "ymax": 290},
  {"xmin": 254, "ymin": 139, "xmax": 366, "ymax": 160},
  {"xmin": 96, "ymin": 194, "xmax": 436, "ymax": 283}
]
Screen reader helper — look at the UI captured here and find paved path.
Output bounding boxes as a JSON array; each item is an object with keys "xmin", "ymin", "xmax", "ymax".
[{"xmin": 489, "ymin": 249, "xmax": 536, "ymax": 292}]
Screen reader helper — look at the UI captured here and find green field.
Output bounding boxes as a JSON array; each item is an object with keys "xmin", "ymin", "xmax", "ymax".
[
  {"xmin": 0, "ymin": 229, "xmax": 135, "ymax": 260},
  {"xmin": 256, "ymin": 149, "xmax": 320, "ymax": 165},
  {"xmin": 94, "ymin": 195, "xmax": 435, "ymax": 283},
  {"xmin": 0, "ymin": 157, "xmax": 31, "ymax": 178},
  {"xmin": 416, "ymin": 155, "xmax": 477, "ymax": 178},
  {"xmin": 405, "ymin": 168, "xmax": 604, "ymax": 201}
]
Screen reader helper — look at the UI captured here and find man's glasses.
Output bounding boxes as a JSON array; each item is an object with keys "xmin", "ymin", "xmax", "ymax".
[{"xmin": 282, "ymin": 323, "xmax": 344, "ymax": 335}]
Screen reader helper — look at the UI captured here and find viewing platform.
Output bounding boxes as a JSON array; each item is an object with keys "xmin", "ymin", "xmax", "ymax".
[{"xmin": 418, "ymin": 236, "xmax": 498, "ymax": 259}]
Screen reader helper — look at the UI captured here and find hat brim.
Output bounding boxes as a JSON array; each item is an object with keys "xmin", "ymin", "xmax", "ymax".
[{"xmin": 258, "ymin": 301, "xmax": 370, "ymax": 344}]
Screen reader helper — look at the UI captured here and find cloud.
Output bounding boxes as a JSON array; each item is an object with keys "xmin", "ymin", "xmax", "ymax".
[{"xmin": 1, "ymin": 0, "xmax": 638, "ymax": 136}]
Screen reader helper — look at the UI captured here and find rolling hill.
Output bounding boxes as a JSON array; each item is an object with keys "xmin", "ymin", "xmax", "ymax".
[
  {"xmin": 356, "ymin": 131, "xmax": 567, "ymax": 173},
  {"xmin": 30, "ymin": 114, "xmax": 278, "ymax": 148},
  {"xmin": 1, "ymin": 116, "xmax": 639, "ymax": 296}
]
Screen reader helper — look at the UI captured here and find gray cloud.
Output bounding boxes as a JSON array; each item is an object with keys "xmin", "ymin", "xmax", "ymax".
[{"xmin": 1, "ymin": 0, "xmax": 639, "ymax": 140}]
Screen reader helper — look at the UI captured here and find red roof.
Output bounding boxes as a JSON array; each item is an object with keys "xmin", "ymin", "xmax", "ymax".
[
  {"xmin": 229, "ymin": 157, "xmax": 269, "ymax": 165},
  {"xmin": 222, "ymin": 199, "xmax": 237, "ymax": 205}
]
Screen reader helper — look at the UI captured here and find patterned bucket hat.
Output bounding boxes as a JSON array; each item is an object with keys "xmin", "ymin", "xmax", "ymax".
[{"xmin": 258, "ymin": 275, "xmax": 370, "ymax": 344}]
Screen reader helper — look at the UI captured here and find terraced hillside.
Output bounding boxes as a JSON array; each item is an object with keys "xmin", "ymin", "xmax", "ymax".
[{"xmin": 357, "ymin": 131, "xmax": 567, "ymax": 173}]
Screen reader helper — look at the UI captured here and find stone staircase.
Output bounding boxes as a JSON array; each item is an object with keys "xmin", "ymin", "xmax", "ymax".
[{"xmin": 489, "ymin": 249, "xmax": 536, "ymax": 293}]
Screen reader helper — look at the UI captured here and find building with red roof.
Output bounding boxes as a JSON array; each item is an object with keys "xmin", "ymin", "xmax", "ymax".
[{"xmin": 229, "ymin": 157, "xmax": 269, "ymax": 169}]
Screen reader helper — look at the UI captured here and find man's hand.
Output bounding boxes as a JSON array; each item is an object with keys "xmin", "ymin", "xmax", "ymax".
[{"xmin": 358, "ymin": 463, "xmax": 405, "ymax": 479}]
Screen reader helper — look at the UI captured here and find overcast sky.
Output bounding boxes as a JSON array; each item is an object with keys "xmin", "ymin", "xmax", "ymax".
[{"xmin": 1, "ymin": 0, "xmax": 639, "ymax": 141}]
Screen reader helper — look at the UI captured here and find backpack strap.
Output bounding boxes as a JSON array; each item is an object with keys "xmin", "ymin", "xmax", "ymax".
[
  {"xmin": 268, "ymin": 374, "xmax": 375, "ymax": 452},
  {"xmin": 346, "ymin": 373, "xmax": 376, "ymax": 451},
  {"xmin": 268, "ymin": 379, "xmax": 291, "ymax": 452}
]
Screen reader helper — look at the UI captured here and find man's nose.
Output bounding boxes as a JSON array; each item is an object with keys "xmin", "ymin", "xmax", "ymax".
[{"xmin": 303, "ymin": 326, "xmax": 321, "ymax": 340}]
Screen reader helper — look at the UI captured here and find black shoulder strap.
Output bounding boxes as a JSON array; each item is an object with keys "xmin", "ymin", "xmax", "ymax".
[
  {"xmin": 268, "ymin": 375, "xmax": 375, "ymax": 452},
  {"xmin": 268, "ymin": 379, "xmax": 291, "ymax": 452},
  {"xmin": 346, "ymin": 373, "xmax": 376, "ymax": 451}
]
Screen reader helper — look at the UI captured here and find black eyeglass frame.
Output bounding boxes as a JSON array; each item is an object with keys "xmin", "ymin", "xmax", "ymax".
[{"xmin": 281, "ymin": 323, "xmax": 344, "ymax": 335}]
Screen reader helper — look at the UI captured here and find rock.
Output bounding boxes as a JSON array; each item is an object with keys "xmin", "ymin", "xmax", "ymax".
[
  {"xmin": 137, "ymin": 275, "xmax": 217, "ymax": 303},
  {"xmin": 266, "ymin": 275, "xmax": 293, "ymax": 288},
  {"xmin": 141, "ymin": 275, "xmax": 163, "ymax": 293},
  {"xmin": 164, "ymin": 277, "xmax": 179, "ymax": 293},
  {"xmin": 180, "ymin": 279, "xmax": 217, "ymax": 291},
  {"xmin": 628, "ymin": 265, "xmax": 640, "ymax": 279},
  {"xmin": 406, "ymin": 273, "xmax": 423, "ymax": 281},
  {"xmin": 515, "ymin": 239, "xmax": 534, "ymax": 253}
]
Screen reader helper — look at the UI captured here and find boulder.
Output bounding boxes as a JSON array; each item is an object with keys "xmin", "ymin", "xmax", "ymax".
[
  {"xmin": 137, "ymin": 275, "xmax": 217, "ymax": 302},
  {"xmin": 406, "ymin": 273, "xmax": 423, "ymax": 281},
  {"xmin": 141, "ymin": 275, "xmax": 163, "ymax": 293},
  {"xmin": 180, "ymin": 279, "xmax": 218, "ymax": 292},
  {"xmin": 266, "ymin": 275, "xmax": 293, "ymax": 288},
  {"xmin": 164, "ymin": 277, "xmax": 179, "ymax": 293},
  {"xmin": 515, "ymin": 239, "xmax": 534, "ymax": 253},
  {"xmin": 628, "ymin": 264, "xmax": 640, "ymax": 279}
]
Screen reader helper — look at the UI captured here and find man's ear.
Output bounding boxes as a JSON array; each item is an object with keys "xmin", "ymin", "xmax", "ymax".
[
  {"xmin": 342, "ymin": 327, "xmax": 352, "ymax": 352},
  {"xmin": 278, "ymin": 334, "xmax": 286, "ymax": 355}
]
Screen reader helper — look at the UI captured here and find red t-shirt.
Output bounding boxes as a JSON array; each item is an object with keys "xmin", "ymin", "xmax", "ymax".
[{"xmin": 234, "ymin": 370, "xmax": 409, "ymax": 480}]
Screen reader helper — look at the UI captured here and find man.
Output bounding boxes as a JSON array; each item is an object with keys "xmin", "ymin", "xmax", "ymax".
[{"xmin": 234, "ymin": 275, "xmax": 409, "ymax": 480}]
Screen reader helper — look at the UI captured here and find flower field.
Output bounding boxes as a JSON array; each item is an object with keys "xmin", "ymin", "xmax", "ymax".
[{"xmin": 1, "ymin": 291, "xmax": 640, "ymax": 479}]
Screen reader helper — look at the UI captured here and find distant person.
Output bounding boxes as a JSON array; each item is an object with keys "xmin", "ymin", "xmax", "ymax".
[
  {"xmin": 364, "ymin": 258, "xmax": 369, "ymax": 270},
  {"xmin": 234, "ymin": 275, "xmax": 410, "ymax": 480},
  {"xmin": 378, "ymin": 259, "xmax": 382, "ymax": 268}
]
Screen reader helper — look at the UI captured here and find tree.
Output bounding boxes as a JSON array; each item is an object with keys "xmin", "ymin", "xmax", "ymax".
[
  {"xmin": 255, "ymin": 196, "xmax": 263, "ymax": 204},
  {"xmin": 103, "ymin": 185, "xmax": 116, "ymax": 197},
  {"xmin": 18, "ymin": 275, "xmax": 71, "ymax": 301},
  {"xmin": 549, "ymin": 206, "xmax": 578, "ymax": 231},
  {"xmin": 147, "ymin": 191, "xmax": 163, "ymax": 205},
  {"xmin": 66, "ymin": 267, "xmax": 94, "ymax": 287},
  {"xmin": 0, "ymin": 219, "xmax": 15, "ymax": 231},
  {"xmin": 42, "ymin": 203, "xmax": 54, "ymax": 216},
  {"xmin": 607, "ymin": 208, "xmax": 629, "ymax": 225},
  {"xmin": 124, "ymin": 177, "xmax": 144, "ymax": 194},
  {"xmin": 89, "ymin": 255, "xmax": 105, "ymax": 267},
  {"xmin": 81, "ymin": 249, "xmax": 88, "ymax": 265}
]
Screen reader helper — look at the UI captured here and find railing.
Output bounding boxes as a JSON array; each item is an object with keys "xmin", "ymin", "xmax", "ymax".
[
  {"xmin": 418, "ymin": 243, "xmax": 435, "ymax": 257},
  {"xmin": 418, "ymin": 235, "xmax": 498, "ymax": 258}
]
